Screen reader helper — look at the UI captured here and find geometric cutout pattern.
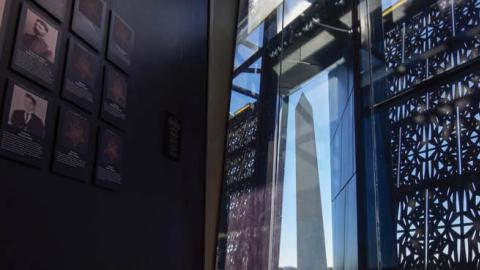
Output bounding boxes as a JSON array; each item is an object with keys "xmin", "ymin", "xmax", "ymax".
[
  {"xmin": 390, "ymin": 68, "xmax": 480, "ymax": 268},
  {"xmin": 224, "ymin": 105, "xmax": 258, "ymax": 185},
  {"xmin": 396, "ymin": 190, "xmax": 427, "ymax": 269},
  {"xmin": 217, "ymin": 103, "xmax": 267, "ymax": 270},
  {"xmin": 226, "ymin": 113, "xmax": 258, "ymax": 154},
  {"xmin": 396, "ymin": 182, "xmax": 480, "ymax": 269},
  {"xmin": 383, "ymin": 0, "xmax": 480, "ymax": 97}
]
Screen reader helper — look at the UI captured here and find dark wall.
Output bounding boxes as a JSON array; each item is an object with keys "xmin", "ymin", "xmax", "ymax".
[{"xmin": 0, "ymin": 0, "xmax": 208, "ymax": 269}]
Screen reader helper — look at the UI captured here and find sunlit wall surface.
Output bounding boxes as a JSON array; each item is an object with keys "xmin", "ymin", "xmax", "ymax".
[
  {"xmin": 215, "ymin": 0, "xmax": 356, "ymax": 269},
  {"xmin": 360, "ymin": 0, "xmax": 480, "ymax": 268}
]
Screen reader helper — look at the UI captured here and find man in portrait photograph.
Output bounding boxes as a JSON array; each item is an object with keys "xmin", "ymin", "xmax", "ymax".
[
  {"xmin": 22, "ymin": 17, "xmax": 53, "ymax": 61},
  {"xmin": 79, "ymin": 0, "xmax": 102, "ymax": 27},
  {"xmin": 9, "ymin": 93, "xmax": 45, "ymax": 138}
]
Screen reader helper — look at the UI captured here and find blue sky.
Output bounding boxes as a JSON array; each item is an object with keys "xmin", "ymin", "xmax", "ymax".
[
  {"xmin": 382, "ymin": 0, "xmax": 402, "ymax": 10},
  {"xmin": 227, "ymin": 0, "xmax": 345, "ymax": 267},
  {"xmin": 229, "ymin": 68, "xmax": 333, "ymax": 269},
  {"xmin": 278, "ymin": 71, "xmax": 333, "ymax": 268}
]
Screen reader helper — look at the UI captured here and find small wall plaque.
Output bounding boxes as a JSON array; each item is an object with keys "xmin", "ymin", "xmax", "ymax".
[{"xmin": 163, "ymin": 112, "xmax": 181, "ymax": 161}]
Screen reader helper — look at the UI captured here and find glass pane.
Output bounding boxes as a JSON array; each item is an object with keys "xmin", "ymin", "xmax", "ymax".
[
  {"xmin": 273, "ymin": 0, "xmax": 356, "ymax": 269},
  {"xmin": 277, "ymin": 72, "xmax": 334, "ymax": 269},
  {"xmin": 216, "ymin": 0, "xmax": 357, "ymax": 269}
]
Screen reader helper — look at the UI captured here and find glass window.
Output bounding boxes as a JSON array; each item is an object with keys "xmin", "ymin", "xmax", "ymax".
[{"xmin": 215, "ymin": 0, "xmax": 356, "ymax": 269}]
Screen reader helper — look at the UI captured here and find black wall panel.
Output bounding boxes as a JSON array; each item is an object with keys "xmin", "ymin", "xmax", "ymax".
[{"xmin": 0, "ymin": 0, "xmax": 208, "ymax": 269}]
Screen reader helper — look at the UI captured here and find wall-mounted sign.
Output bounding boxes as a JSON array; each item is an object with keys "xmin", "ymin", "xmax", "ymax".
[{"xmin": 163, "ymin": 112, "xmax": 181, "ymax": 161}]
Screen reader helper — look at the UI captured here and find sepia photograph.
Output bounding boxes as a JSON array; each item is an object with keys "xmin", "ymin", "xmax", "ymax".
[
  {"xmin": 59, "ymin": 110, "xmax": 90, "ymax": 155},
  {"xmin": 72, "ymin": 0, "xmax": 106, "ymax": 49},
  {"xmin": 0, "ymin": 0, "xmax": 6, "ymax": 27},
  {"xmin": 7, "ymin": 84, "xmax": 48, "ymax": 138},
  {"xmin": 22, "ymin": 8, "xmax": 58, "ymax": 63},
  {"xmin": 34, "ymin": 0, "xmax": 68, "ymax": 21},
  {"xmin": 12, "ymin": 5, "xmax": 62, "ymax": 89},
  {"xmin": 0, "ymin": 0, "xmax": 9, "ymax": 52}
]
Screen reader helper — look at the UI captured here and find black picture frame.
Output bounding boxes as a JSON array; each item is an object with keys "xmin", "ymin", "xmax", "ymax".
[
  {"xmin": 100, "ymin": 65, "xmax": 128, "ymax": 129},
  {"xmin": 94, "ymin": 127, "xmax": 123, "ymax": 189},
  {"xmin": 62, "ymin": 38, "xmax": 101, "ymax": 113},
  {"xmin": 71, "ymin": 0, "xmax": 107, "ymax": 51},
  {"xmin": 52, "ymin": 106, "xmax": 95, "ymax": 182},
  {"xmin": 0, "ymin": 0, "xmax": 11, "ymax": 52},
  {"xmin": 0, "ymin": 80, "xmax": 54, "ymax": 168},
  {"xmin": 11, "ymin": 3, "xmax": 64, "ymax": 90},
  {"xmin": 107, "ymin": 11, "xmax": 134, "ymax": 70}
]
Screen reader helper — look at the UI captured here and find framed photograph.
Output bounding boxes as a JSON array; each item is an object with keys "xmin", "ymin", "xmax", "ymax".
[
  {"xmin": 107, "ymin": 12, "xmax": 134, "ymax": 70},
  {"xmin": 0, "ymin": 0, "xmax": 11, "ymax": 51},
  {"xmin": 34, "ymin": 0, "xmax": 69, "ymax": 22},
  {"xmin": 95, "ymin": 128, "xmax": 123, "ymax": 189},
  {"xmin": 101, "ymin": 66, "xmax": 127, "ymax": 128},
  {"xmin": 62, "ymin": 39, "xmax": 101, "ymax": 112},
  {"xmin": 11, "ymin": 4, "xmax": 63, "ymax": 90},
  {"xmin": 0, "ymin": 81, "xmax": 53, "ymax": 167},
  {"xmin": 52, "ymin": 108, "xmax": 94, "ymax": 181},
  {"xmin": 71, "ymin": 0, "xmax": 107, "ymax": 50}
]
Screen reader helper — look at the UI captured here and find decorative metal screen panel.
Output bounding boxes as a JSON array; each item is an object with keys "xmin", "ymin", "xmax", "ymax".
[
  {"xmin": 384, "ymin": 0, "xmax": 480, "ymax": 97},
  {"xmin": 388, "ymin": 68, "xmax": 480, "ymax": 268},
  {"xmin": 217, "ymin": 104, "xmax": 270, "ymax": 270}
]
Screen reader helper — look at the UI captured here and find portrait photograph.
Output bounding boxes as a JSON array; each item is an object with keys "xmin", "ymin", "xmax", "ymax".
[
  {"xmin": 34, "ymin": 0, "xmax": 68, "ymax": 21},
  {"xmin": 79, "ymin": 0, "xmax": 102, "ymax": 27},
  {"xmin": 99, "ymin": 129, "xmax": 122, "ymax": 165},
  {"xmin": 102, "ymin": 66, "xmax": 128, "ymax": 128},
  {"xmin": 106, "ymin": 68, "xmax": 127, "ymax": 109},
  {"xmin": 62, "ymin": 40, "xmax": 100, "ymax": 111},
  {"xmin": 0, "ymin": 81, "xmax": 52, "ymax": 167},
  {"xmin": 12, "ymin": 4, "xmax": 62, "ymax": 89},
  {"xmin": 0, "ymin": 0, "xmax": 9, "ymax": 51},
  {"xmin": 0, "ymin": 0, "xmax": 6, "ymax": 27},
  {"xmin": 22, "ymin": 8, "xmax": 59, "ymax": 63},
  {"xmin": 72, "ymin": 0, "xmax": 106, "ymax": 49},
  {"xmin": 7, "ymin": 84, "xmax": 48, "ymax": 138},
  {"xmin": 95, "ymin": 128, "xmax": 123, "ymax": 187},
  {"xmin": 108, "ymin": 12, "xmax": 134, "ymax": 68},
  {"xmin": 71, "ymin": 42, "xmax": 96, "ymax": 83},
  {"xmin": 52, "ymin": 108, "xmax": 93, "ymax": 181},
  {"xmin": 59, "ymin": 110, "xmax": 90, "ymax": 155}
]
